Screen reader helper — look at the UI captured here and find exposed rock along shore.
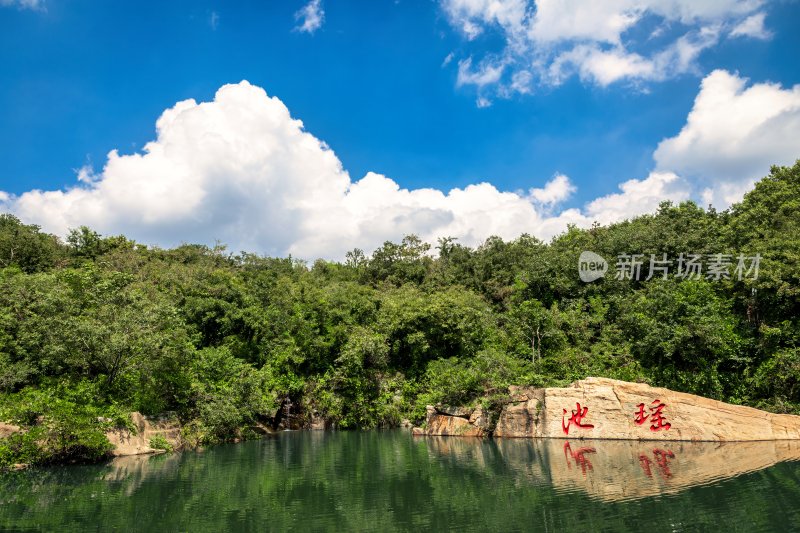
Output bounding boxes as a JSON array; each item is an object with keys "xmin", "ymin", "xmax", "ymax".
[
  {"xmin": 5, "ymin": 377, "xmax": 800, "ymax": 465},
  {"xmin": 413, "ymin": 377, "xmax": 800, "ymax": 442},
  {"xmin": 105, "ymin": 412, "xmax": 184, "ymax": 456},
  {"xmin": 0, "ymin": 398, "xmax": 318, "ymax": 464}
]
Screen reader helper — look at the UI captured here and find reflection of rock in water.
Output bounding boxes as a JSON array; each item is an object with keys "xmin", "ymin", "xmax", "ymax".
[
  {"xmin": 424, "ymin": 437, "xmax": 800, "ymax": 502},
  {"xmin": 103, "ymin": 453, "xmax": 181, "ymax": 496},
  {"xmin": 424, "ymin": 436, "xmax": 494, "ymax": 470}
]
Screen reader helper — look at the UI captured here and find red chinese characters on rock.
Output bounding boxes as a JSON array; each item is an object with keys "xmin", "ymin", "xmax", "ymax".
[
  {"xmin": 634, "ymin": 399, "xmax": 672, "ymax": 432},
  {"xmin": 562, "ymin": 402, "xmax": 595, "ymax": 435}
]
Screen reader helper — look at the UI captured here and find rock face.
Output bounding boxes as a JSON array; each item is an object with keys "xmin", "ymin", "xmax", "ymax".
[
  {"xmin": 415, "ymin": 377, "xmax": 800, "ymax": 442},
  {"xmin": 309, "ymin": 411, "xmax": 331, "ymax": 431},
  {"xmin": 427, "ymin": 412, "xmax": 485, "ymax": 437},
  {"xmin": 494, "ymin": 388, "xmax": 545, "ymax": 438},
  {"xmin": 418, "ymin": 403, "xmax": 488, "ymax": 437},
  {"xmin": 105, "ymin": 412, "xmax": 183, "ymax": 456}
]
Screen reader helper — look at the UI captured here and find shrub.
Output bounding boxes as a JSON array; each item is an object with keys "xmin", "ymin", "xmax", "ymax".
[{"xmin": 149, "ymin": 434, "xmax": 173, "ymax": 452}]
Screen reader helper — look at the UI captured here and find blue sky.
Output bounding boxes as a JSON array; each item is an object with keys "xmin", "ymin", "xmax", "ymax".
[{"xmin": 1, "ymin": 0, "xmax": 799, "ymax": 258}]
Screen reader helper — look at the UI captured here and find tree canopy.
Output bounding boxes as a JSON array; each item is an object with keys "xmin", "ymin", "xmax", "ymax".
[{"xmin": 1, "ymin": 160, "xmax": 799, "ymax": 466}]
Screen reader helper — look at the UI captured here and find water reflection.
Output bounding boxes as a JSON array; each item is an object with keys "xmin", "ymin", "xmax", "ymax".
[
  {"xmin": 424, "ymin": 437, "xmax": 800, "ymax": 502},
  {"xmin": 2, "ymin": 432, "xmax": 800, "ymax": 532}
]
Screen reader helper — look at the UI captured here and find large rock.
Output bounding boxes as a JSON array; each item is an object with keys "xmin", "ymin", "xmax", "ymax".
[
  {"xmin": 106, "ymin": 412, "xmax": 183, "ymax": 456},
  {"xmin": 494, "ymin": 389, "xmax": 544, "ymax": 438},
  {"xmin": 309, "ymin": 411, "xmax": 331, "ymax": 431},
  {"xmin": 417, "ymin": 404, "xmax": 485, "ymax": 437},
  {"xmin": 469, "ymin": 405, "xmax": 492, "ymax": 431},
  {"xmin": 415, "ymin": 377, "xmax": 800, "ymax": 442},
  {"xmin": 426, "ymin": 412, "xmax": 485, "ymax": 437},
  {"xmin": 496, "ymin": 377, "xmax": 800, "ymax": 442}
]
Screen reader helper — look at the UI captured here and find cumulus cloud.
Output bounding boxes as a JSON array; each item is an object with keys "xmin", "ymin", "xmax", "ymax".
[
  {"xmin": 3, "ymin": 70, "xmax": 795, "ymax": 257},
  {"xmin": 582, "ymin": 172, "xmax": 690, "ymax": 224},
  {"xmin": 529, "ymin": 174, "xmax": 576, "ymax": 207},
  {"xmin": 439, "ymin": 0, "xmax": 768, "ymax": 98},
  {"xmin": 654, "ymin": 70, "xmax": 800, "ymax": 207},
  {"xmin": 0, "ymin": 81, "xmax": 703, "ymax": 259},
  {"xmin": 295, "ymin": 0, "xmax": 324, "ymax": 34}
]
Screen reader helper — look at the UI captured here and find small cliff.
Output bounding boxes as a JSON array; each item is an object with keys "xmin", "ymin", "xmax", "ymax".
[
  {"xmin": 414, "ymin": 377, "xmax": 800, "ymax": 442},
  {"xmin": 106, "ymin": 412, "xmax": 183, "ymax": 456}
]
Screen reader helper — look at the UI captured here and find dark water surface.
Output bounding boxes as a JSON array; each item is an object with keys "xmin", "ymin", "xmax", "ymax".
[{"xmin": 2, "ymin": 431, "xmax": 800, "ymax": 532}]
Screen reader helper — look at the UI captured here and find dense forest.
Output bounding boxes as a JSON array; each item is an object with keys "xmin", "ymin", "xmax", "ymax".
[{"xmin": 1, "ymin": 161, "xmax": 798, "ymax": 468}]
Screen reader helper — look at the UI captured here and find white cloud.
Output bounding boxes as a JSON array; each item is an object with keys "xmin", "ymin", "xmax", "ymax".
[
  {"xmin": 442, "ymin": 52, "xmax": 455, "ymax": 67},
  {"xmin": 456, "ymin": 57, "xmax": 506, "ymax": 88},
  {"xmin": 295, "ymin": 0, "xmax": 325, "ymax": 34},
  {"xmin": 729, "ymin": 11, "xmax": 772, "ymax": 39},
  {"xmin": 527, "ymin": 0, "xmax": 642, "ymax": 45},
  {"xmin": 654, "ymin": 70, "xmax": 800, "ymax": 207},
  {"xmin": 509, "ymin": 70, "xmax": 533, "ymax": 93},
  {"xmin": 0, "ymin": 0, "xmax": 45, "ymax": 10},
  {"xmin": 547, "ymin": 26, "xmax": 721, "ymax": 86},
  {"xmin": 3, "ymin": 71, "xmax": 795, "ymax": 258},
  {"xmin": 528, "ymin": 0, "xmax": 758, "ymax": 44},
  {"xmin": 439, "ymin": 0, "xmax": 768, "ymax": 97},
  {"xmin": 529, "ymin": 174, "xmax": 576, "ymax": 207},
  {"xmin": 582, "ymin": 172, "xmax": 690, "ymax": 225},
  {"xmin": 549, "ymin": 45, "xmax": 656, "ymax": 86},
  {"xmin": 442, "ymin": 0, "xmax": 529, "ymax": 40},
  {"xmin": 209, "ymin": 11, "xmax": 220, "ymax": 31},
  {"xmin": 0, "ymin": 81, "xmax": 704, "ymax": 259}
]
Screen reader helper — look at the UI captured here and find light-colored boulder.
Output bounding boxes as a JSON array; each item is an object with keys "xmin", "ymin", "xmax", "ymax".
[
  {"xmin": 494, "ymin": 389, "xmax": 545, "ymax": 438},
  {"xmin": 414, "ymin": 403, "xmax": 484, "ymax": 436},
  {"xmin": 426, "ymin": 413, "xmax": 485, "ymax": 437},
  {"xmin": 496, "ymin": 377, "xmax": 800, "ymax": 441},
  {"xmin": 309, "ymin": 412, "xmax": 329, "ymax": 431},
  {"xmin": 106, "ymin": 412, "xmax": 183, "ymax": 456},
  {"xmin": 468, "ymin": 405, "xmax": 492, "ymax": 431},
  {"xmin": 507, "ymin": 386, "xmax": 538, "ymax": 402}
]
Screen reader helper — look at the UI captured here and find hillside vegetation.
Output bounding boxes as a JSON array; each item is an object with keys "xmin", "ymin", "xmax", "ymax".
[{"xmin": 1, "ymin": 161, "xmax": 798, "ymax": 467}]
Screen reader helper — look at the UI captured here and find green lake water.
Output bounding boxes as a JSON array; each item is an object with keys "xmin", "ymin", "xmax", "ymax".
[{"xmin": 2, "ymin": 430, "xmax": 800, "ymax": 532}]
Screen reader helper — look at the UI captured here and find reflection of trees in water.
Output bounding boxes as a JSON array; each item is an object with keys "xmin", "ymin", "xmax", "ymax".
[{"xmin": 1, "ymin": 432, "xmax": 800, "ymax": 532}]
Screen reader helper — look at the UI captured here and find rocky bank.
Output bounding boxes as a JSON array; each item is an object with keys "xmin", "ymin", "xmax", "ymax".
[
  {"xmin": 414, "ymin": 377, "xmax": 800, "ymax": 442},
  {"xmin": 105, "ymin": 412, "xmax": 183, "ymax": 456}
]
